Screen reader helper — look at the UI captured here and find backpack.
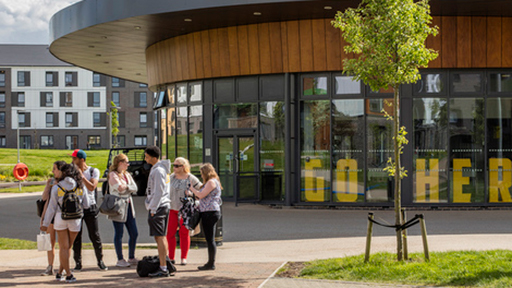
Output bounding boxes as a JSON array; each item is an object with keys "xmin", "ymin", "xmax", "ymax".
[
  {"xmin": 136, "ymin": 255, "xmax": 176, "ymax": 277},
  {"xmin": 57, "ymin": 184, "xmax": 83, "ymax": 220}
]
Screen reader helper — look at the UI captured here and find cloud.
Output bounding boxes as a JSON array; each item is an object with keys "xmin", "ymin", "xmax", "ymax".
[{"xmin": 0, "ymin": 0, "xmax": 80, "ymax": 44}]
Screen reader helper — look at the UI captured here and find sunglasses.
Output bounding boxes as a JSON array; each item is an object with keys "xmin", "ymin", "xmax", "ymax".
[{"xmin": 173, "ymin": 164, "xmax": 183, "ymax": 168}]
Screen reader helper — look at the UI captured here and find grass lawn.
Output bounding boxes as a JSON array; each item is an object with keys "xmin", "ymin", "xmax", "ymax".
[
  {"xmin": 278, "ymin": 250, "xmax": 512, "ymax": 288},
  {"xmin": 0, "ymin": 237, "xmax": 158, "ymax": 250},
  {"xmin": 0, "ymin": 185, "xmax": 46, "ymax": 193},
  {"xmin": 0, "ymin": 148, "xmax": 109, "ymax": 182}
]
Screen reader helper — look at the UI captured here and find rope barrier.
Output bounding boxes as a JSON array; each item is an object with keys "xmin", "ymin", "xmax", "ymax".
[{"xmin": 368, "ymin": 213, "xmax": 423, "ymax": 232}]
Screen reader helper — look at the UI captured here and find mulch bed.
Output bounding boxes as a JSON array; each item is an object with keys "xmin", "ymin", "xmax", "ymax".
[{"xmin": 275, "ymin": 261, "xmax": 305, "ymax": 278}]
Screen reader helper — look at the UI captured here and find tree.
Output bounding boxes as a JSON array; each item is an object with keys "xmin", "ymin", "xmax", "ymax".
[
  {"xmin": 332, "ymin": 0, "xmax": 438, "ymax": 260},
  {"xmin": 110, "ymin": 101, "xmax": 119, "ymax": 148}
]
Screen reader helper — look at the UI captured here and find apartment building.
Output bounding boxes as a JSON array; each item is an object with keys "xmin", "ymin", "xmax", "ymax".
[{"xmin": 0, "ymin": 45, "xmax": 155, "ymax": 150}]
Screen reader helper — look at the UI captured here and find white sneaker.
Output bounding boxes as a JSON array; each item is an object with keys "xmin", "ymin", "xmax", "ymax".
[
  {"xmin": 116, "ymin": 259, "xmax": 131, "ymax": 267},
  {"xmin": 128, "ymin": 258, "xmax": 139, "ymax": 265}
]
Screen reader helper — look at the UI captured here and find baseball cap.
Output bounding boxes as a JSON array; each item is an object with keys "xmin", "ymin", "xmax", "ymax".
[{"xmin": 69, "ymin": 149, "xmax": 87, "ymax": 160}]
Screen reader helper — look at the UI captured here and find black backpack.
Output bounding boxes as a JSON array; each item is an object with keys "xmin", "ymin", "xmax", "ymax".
[
  {"xmin": 136, "ymin": 255, "xmax": 176, "ymax": 277},
  {"xmin": 57, "ymin": 184, "xmax": 83, "ymax": 220}
]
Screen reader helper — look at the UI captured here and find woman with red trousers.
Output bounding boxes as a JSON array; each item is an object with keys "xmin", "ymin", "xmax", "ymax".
[{"xmin": 167, "ymin": 157, "xmax": 201, "ymax": 265}]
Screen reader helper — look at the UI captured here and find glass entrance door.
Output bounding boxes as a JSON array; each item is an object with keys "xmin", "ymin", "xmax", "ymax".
[{"xmin": 217, "ymin": 135, "xmax": 258, "ymax": 202}]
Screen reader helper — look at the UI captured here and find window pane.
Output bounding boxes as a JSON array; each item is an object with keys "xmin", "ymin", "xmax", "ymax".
[
  {"xmin": 214, "ymin": 103, "xmax": 258, "ymax": 129},
  {"xmin": 487, "ymin": 98, "xmax": 512, "ymax": 203},
  {"xmin": 190, "ymin": 83, "xmax": 202, "ymax": 102},
  {"xmin": 140, "ymin": 92, "xmax": 147, "ymax": 107},
  {"xmin": 46, "ymin": 113, "xmax": 53, "ymax": 127},
  {"xmin": 413, "ymin": 98, "xmax": 448, "ymax": 203},
  {"xmin": 166, "ymin": 108, "xmax": 176, "ymax": 160},
  {"xmin": 366, "ymin": 98, "xmax": 394, "ymax": 202},
  {"xmin": 332, "ymin": 99, "xmax": 365, "ymax": 203},
  {"xmin": 0, "ymin": 112, "xmax": 5, "ymax": 128},
  {"xmin": 177, "ymin": 84, "xmax": 187, "ymax": 104},
  {"xmin": 490, "ymin": 73, "xmax": 512, "ymax": 93},
  {"xmin": 260, "ymin": 102, "xmax": 285, "ymax": 201},
  {"xmin": 334, "ymin": 76, "xmax": 360, "ymax": 94},
  {"xmin": 0, "ymin": 93, "xmax": 5, "ymax": 107},
  {"xmin": 303, "ymin": 76, "xmax": 327, "ymax": 96},
  {"xmin": 452, "ymin": 73, "xmax": 482, "ymax": 93},
  {"xmin": 93, "ymin": 92, "xmax": 100, "ymax": 107},
  {"xmin": 300, "ymin": 100, "xmax": 330, "ymax": 202},
  {"xmin": 18, "ymin": 93, "xmax": 25, "ymax": 107},
  {"xmin": 46, "ymin": 93, "xmax": 53, "ymax": 107},
  {"xmin": 65, "ymin": 92, "xmax": 72, "ymax": 107},
  {"xmin": 414, "ymin": 73, "xmax": 444, "ymax": 94},
  {"xmin": 112, "ymin": 92, "xmax": 120, "ymax": 106},
  {"xmin": 449, "ymin": 98, "xmax": 485, "ymax": 203},
  {"xmin": 177, "ymin": 107, "xmax": 188, "ymax": 157},
  {"xmin": 189, "ymin": 105, "xmax": 203, "ymax": 173},
  {"xmin": 140, "ymin": 113, "xmax": 147, "ymax": 128},
  {"xmin": 18, "ymin": 71, "xmax": 25, "ymax": 86},
  {"xmin": 93, "ymin": 73, "xmax": 100, "ymax": 87}
]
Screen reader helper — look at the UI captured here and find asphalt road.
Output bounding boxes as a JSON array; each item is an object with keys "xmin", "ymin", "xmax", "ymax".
[{"xmin": 1, "ymin": 192, "xmax": 512, "ymax": 244}]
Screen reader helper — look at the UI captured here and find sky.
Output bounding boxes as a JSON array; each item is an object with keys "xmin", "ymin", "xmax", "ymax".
[{"xmin": 0, "ymin": 0, "xmax": 80, "ymax": 45}]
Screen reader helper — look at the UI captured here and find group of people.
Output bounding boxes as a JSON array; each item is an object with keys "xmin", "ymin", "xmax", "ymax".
[{"xmin": 38, "ymin": 145, "xmax": 223, "ymax": 282}]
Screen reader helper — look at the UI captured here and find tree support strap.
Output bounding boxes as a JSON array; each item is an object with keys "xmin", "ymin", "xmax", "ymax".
[{"xmin": 368, "ymin": 214, "xmax": 423, "ymax": 232}]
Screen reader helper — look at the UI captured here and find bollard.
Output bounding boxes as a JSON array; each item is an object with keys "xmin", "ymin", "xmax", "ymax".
[
  {"xmin": 365, "ymin": 212, "xmax": 374, "ymax": 262},
  {"xmin": 401, "ymin": 208, "xmax": 408, "ymax": 260},
  {"xmin": 419, "ymin": 214, "xmax": 430, "ymax": 261}
]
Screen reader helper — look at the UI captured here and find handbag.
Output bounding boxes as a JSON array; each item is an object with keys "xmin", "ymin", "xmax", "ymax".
[
  {"xmin": 99, "ymin": 193, "xmax": 125, "ymax": 216},
  {"xmin": 36, "ymin": 199, "xmax": 46, "ymax": 217},
  {"xmin": 37, "ymin": 232, "xmax": 52, "ymax": 251}
]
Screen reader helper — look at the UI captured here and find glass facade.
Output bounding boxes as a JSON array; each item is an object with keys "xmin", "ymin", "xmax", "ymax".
[{"xmin": 155, "ymin": 70, "xmax": 512, "ymax": 206}]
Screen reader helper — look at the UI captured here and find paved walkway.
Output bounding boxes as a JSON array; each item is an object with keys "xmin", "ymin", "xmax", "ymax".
[
  {"xmin": 1, "ymin": 192, "xmax": 512, "ymax": 287},
  {"xmin": 2, "ymin": 233, "xmax": 512, "ymax": 287}
]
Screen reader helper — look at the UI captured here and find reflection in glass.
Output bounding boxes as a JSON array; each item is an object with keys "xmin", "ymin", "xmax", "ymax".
[
  {"xmin": 303, "ymin": 76, "xmax": 327, "ymax": 96},
  {"xmin": 214, "ymin": 103, "xmax": 257, "ymax": 129},
  {"xmin": 414, "ymin": 74, "xmax": 443, "ymax": 94},
  {"xmin": 217, "ymin": 137, "xmax": 234, "ymax": 198},
  {"xmin": 167, "ymin": 85, "xmax": 175, "ymax": 106},
  {"xmin": 332, "ymin": 100, "xmax": 364, "ymax": 202},
  {"xmin": 301, "ymin": 100, "xmax": 330, "ymax": 202},
  {"xmin": 490, "ymin": 73, "xmax": 512, "ymax": 93},
  {"xmin": 166, "ymin": 108, "xmax": 176, "ymax": 160},
  {"xmin": 449, "ymin": 98, "xmax": 485, "ymax": 203},
  {"xmin": 177, "ymin": 107, "xmax": 188, "ymax": 158},
  {"xmin": 260, "ymin": 102, "xmax": 285, "ymax": 201},
  {"xmin": 238, "ymin": 137, "xmax": 257, "ymax": 200},
  {"xmin": 413, "ymin": 98, "xmax": 448, "ymax": 203},
  {"xmin": 334, "ymin": 76, "xmax": 360, "ymax": 95},
  {"xmin": 189, "ymin": 105, "xmax": 203, "ymax": 173},
  {"xmin": 177, "ymin": 84, "xmax": 187, "ymax": 104},
  {"xmin": 487, "ymin": 98, "xmax": 512, "ymax": 203},
  {"xmin": 190, "ymin": 83, "xmax": 202, "ymax": 102},
  {"xmin": 366, "ymin": 98, "xmax": 393, "ymax": 202},
  {"xmin": 452, "ymin": 73, "xmax": 482, "ymax": 93}
]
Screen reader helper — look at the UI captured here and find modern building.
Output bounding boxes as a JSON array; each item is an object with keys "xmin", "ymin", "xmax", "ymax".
[
  {"xmin": 48, "ymin": 0, "xmax": 512, "ymax": 207},
  {"xmin": 0, "ymin": 45, "xmax": 156, "ymax": 150}
]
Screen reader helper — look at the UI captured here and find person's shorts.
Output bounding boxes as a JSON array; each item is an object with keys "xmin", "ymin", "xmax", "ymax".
[
  {"xmin": 53, "ymin": 212, "xmax": 82, "ymax": 232},
  {"xmin": 148, "ymin": 206, "xmax": 170, "ymax": 237}
]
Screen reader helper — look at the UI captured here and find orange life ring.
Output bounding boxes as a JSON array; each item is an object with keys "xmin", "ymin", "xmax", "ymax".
[{"xmin": 13, "ymin": 163, "xmax": 29, "ymax": 181}]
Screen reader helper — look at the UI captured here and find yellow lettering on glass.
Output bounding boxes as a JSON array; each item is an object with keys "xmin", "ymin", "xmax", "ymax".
[
  {"xmin": 305, "ymin": 159, "xmax": 325, "ymax": 202},
  {"xmin": 489, "ymin": 158, "xmax": 512, "ymax": 203},
  {"xmin": 453, "ymin": 159, "xmax": 471, "ymax": 203},
  {"xmin": 415, "ymin": 159, "xmax": 439, "ymax": 202},
  {"xmin": 335, "ymin": 159, "xmax": 358, "ymax": 202}
]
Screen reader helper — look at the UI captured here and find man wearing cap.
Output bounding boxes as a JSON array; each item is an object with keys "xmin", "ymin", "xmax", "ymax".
[{"xmin": 70, "ymin": 149, "xmax": 108, "ymax": 271}]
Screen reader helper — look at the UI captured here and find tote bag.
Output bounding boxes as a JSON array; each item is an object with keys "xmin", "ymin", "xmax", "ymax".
[{"xmin": 37, "ymin": 232, "xmax": 52, "ymax": 251}]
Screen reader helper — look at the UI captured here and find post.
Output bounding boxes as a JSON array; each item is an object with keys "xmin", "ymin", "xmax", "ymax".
[
  {"xmin": 16, "ymin": 111, "xmax": 21, "ymax": 191},
  {"xmin": 364, "ymin": 212, "xmax": 374, "ymax": 262},
  {"xmin": 401, "ymin": 208, "xmax": 408, "ymax": 260},
  {"xmin": 419, "ymin": 214, "xmax": 429, "ymax": 261},
  {"xmin": 108, "ymin": 109, "xmax": 112, "ymax": 149}
]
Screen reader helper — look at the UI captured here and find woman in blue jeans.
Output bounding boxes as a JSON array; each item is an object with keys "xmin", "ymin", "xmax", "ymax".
[
  {"xmin": 189, "ymin": 163, "xmax": 222, "ymax": 270},
  {"xmin": 108, "ymin": 154, "xmax": 139, "ymax": 267}
]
